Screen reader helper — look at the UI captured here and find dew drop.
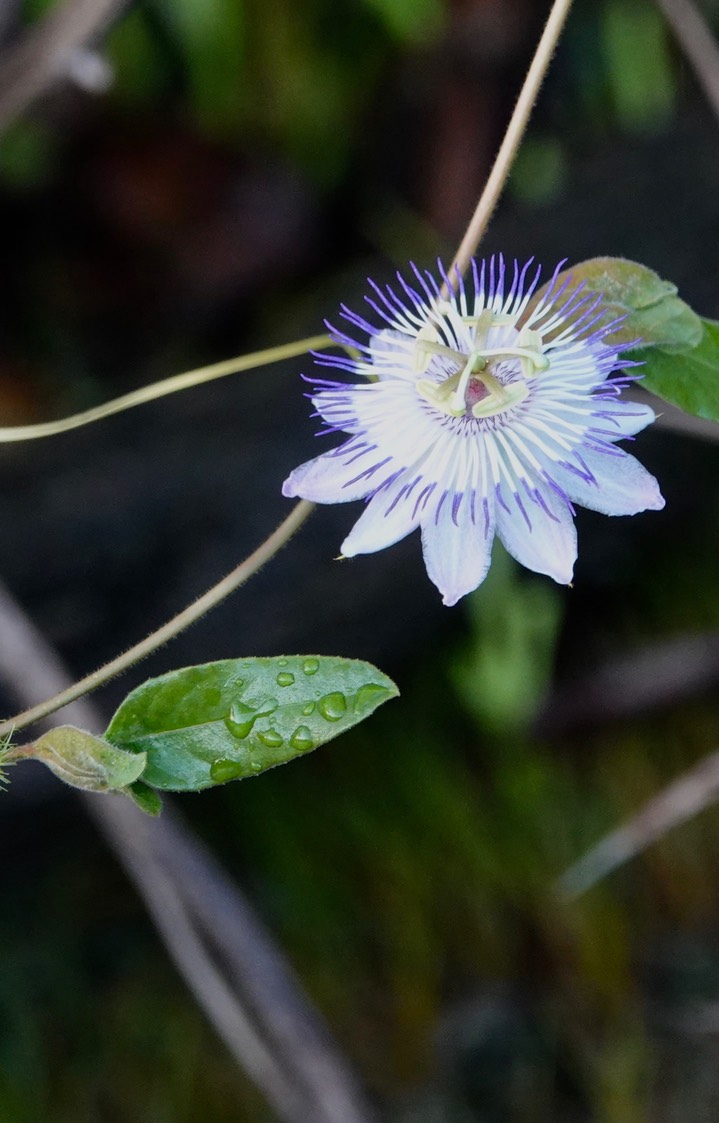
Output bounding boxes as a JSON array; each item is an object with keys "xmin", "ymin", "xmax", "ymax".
[
  {"xmin": 354, "ymin": 683, "xmax": 391, "ymax": 710},
  {"xmin": 278, "ymin": 658, "xmax": 288, "ymax": 666},
  {"xmin": 225, "ymin": 700, "xmax": 257, "ymax": 739},
  {"xmin": 258, "ymin": 728, "xmax": 284, "ymax": 748},
  {"xmin": 276, "ymin": 671, "xmax": 295, "ymax": 687},
  {"xmin": 302, "ymin": 701, "xmax": 315, "ymax": 716},
  {"xmin": 302, "ymin": 658, "xmax": 320, "ymax": 676},
  {"xmin": 289, "ymin": 725, "xmax": 314, "ymax": 752},
  {"xmin": 318, "ymin": 692, "xmax": 347, "ymax": 722},
  {"xmin": 210, "ymin": 759, "xmax": 244, "ymax": 783}
]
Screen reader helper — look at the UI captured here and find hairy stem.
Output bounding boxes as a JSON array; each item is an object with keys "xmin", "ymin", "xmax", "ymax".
[
  {"xmin": 0, "ymin": 500, "xmax": 314, "ymax": 737},
  {"xmin": 447, "ymin": 0, "xmax": 575, "ymax": 281},
  {"xmin": 0, "ymin": 335, "xmax": 331, "ymax": 443}
]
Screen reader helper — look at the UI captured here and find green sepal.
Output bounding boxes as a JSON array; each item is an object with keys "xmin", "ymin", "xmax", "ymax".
[
  {"xmin": 122, "ymin": 780, "xmax": 163, "ymax": 816},
  {"xmin": 31, "ymin": 726, "xmax": 147, "ymax": 792}
]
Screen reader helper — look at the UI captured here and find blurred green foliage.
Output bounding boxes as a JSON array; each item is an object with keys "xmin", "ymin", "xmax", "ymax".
[
  {"xmin": 602, "ymin": 0, "xmax": 675, "ymax": 134},
  {"xmin": 450, "ymin": 545, "xmax": 562, "ymax": 737},
  {"xmin": 104, "ymin": 0, "xmax": 440, "ymax": 184},
  {"xmin": 0, "ymin": 120, "xmax": 56, "ymax": 189},
  {"xmin": 8, "ymin": 0, "xmax": 696, "ymax": 195}
]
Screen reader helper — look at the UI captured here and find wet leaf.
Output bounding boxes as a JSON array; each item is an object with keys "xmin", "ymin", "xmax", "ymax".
[{"xmin": 105, "ymin": 657, "xmax": 399, "ymax": 791}]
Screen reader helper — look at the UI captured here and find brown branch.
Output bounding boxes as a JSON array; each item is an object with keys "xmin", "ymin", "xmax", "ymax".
[
  {"xmin": 0, "ymin": 0, "xmax": 131, "ymax": 131},
  {"xmin": 0, "ymin": 578, "xmax": 374, "ymax": 1123}
]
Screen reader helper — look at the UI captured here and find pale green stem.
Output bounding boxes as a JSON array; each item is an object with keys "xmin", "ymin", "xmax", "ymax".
[
  {"xmin": 446, "ymin": 0, "xmax": 575, "ymax": 284},
  {"xmin": 0, "ymin": 500, "xmax": 314, "ymax": 737},
  {"xmin": 0, "ymin": 335, "xmax": 331, "ymax": 443}
]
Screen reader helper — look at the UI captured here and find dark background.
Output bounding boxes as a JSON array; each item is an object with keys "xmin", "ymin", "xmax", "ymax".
[{"xmin": 3, "ymin": 1, "xmax": 719, "ymax": 1120}]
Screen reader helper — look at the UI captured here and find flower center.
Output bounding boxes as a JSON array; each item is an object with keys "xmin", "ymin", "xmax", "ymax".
[{"xmin": 414, "ymin": 308, "xmax": 549, "ymax": 419}]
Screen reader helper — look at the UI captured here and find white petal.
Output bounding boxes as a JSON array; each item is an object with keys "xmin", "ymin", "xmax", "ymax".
[
  {"xmin": 341, "ymin": 475, "xmax": 422, "ymax": 555},
  {"xmin": 352, "ymin": 381, "xmax": 460, "ymax": 472},
  {"xmin": 590, "ymin": 399, "xmax": 656, "ymax": 439},
  {"xmin": 496, "ymin": 485, "xmax": 576, "ymax": 584},
  {"xmin": 312, "ymin": 386, "xmax": 364, "ymax": 430},
  {"xmin": 420, "ymin": 490, "xmax": 495, "ymax": 606},
  {"xmin": 282, "ymin": 446, "xmax": 393, "ymax": 503},
  {"xmin": 369, "ymin": 328, "xmax": 408, "ymax": 349},
  {"xmin": 368, "ymin": 329, "xmax": 415, "ymax": 379},
  {"xmin": 540, "ymin": 345, "xmax": 607, "ymax": 391},
  {"xmin": 551, "ymin": 447, "xmax": 664, "ymax": 515}
]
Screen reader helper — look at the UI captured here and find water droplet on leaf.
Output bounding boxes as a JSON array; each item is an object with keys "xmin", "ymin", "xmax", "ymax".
[
  {"xmin": 225, "ymin": 701, "xmax": 257, "ymax": 739},
  {"xmin": 302, "ymin": 658, "xmax": 320, "ymax": 676},
  {"xmin": 210, "ymin": 759, "xmax": 244, "ymax": 783},
  {"xmin": 302, "ymin": 701, "xmax": 315, "ymax": 716},
  {"xmin": 318, "ymin": 692, "xmax": 347, "ymax": 722},
  {"xmin": 354, "ymin": 683, "xmax": 391, "ymax": 710},
  {"xmin": 289, "ymin": 726, "xmax": 314, "ymax": 752},
  {"xmin": 258, "ymin": 728, "xmax": 284, "ymax": 748},
  {"xmin": 276, "ymin": 672, "xmax": 295, "ymax": 687}
]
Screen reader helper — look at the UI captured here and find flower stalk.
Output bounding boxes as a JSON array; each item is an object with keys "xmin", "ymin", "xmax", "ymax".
[{"xmin": 447, "ymin": 0, "xmax": 576, "ymax": 283}]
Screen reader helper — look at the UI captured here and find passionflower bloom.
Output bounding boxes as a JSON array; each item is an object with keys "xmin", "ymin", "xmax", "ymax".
[{"xmin": 283, "ymin": 257, "xmax": 664, "ymax": 605}]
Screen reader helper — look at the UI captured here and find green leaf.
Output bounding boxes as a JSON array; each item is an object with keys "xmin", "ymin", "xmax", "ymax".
[
  {"xmin": 534, "ymin": 257, "xmax": 702, "ymax": 352},
  {"xmin": 641, "ymin": 318, "xmax": 719, "ymax": 422},
  {"xmin": 31, "ymin": 727, "xmax": 147, "ymax": 793},
  {"xmin": 105, "ymin": 657, "xmax": 399, "ymax": 792},
  {"xmin": 123, "ymin": 780, "xmax": 163, "ymax": 817}
]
